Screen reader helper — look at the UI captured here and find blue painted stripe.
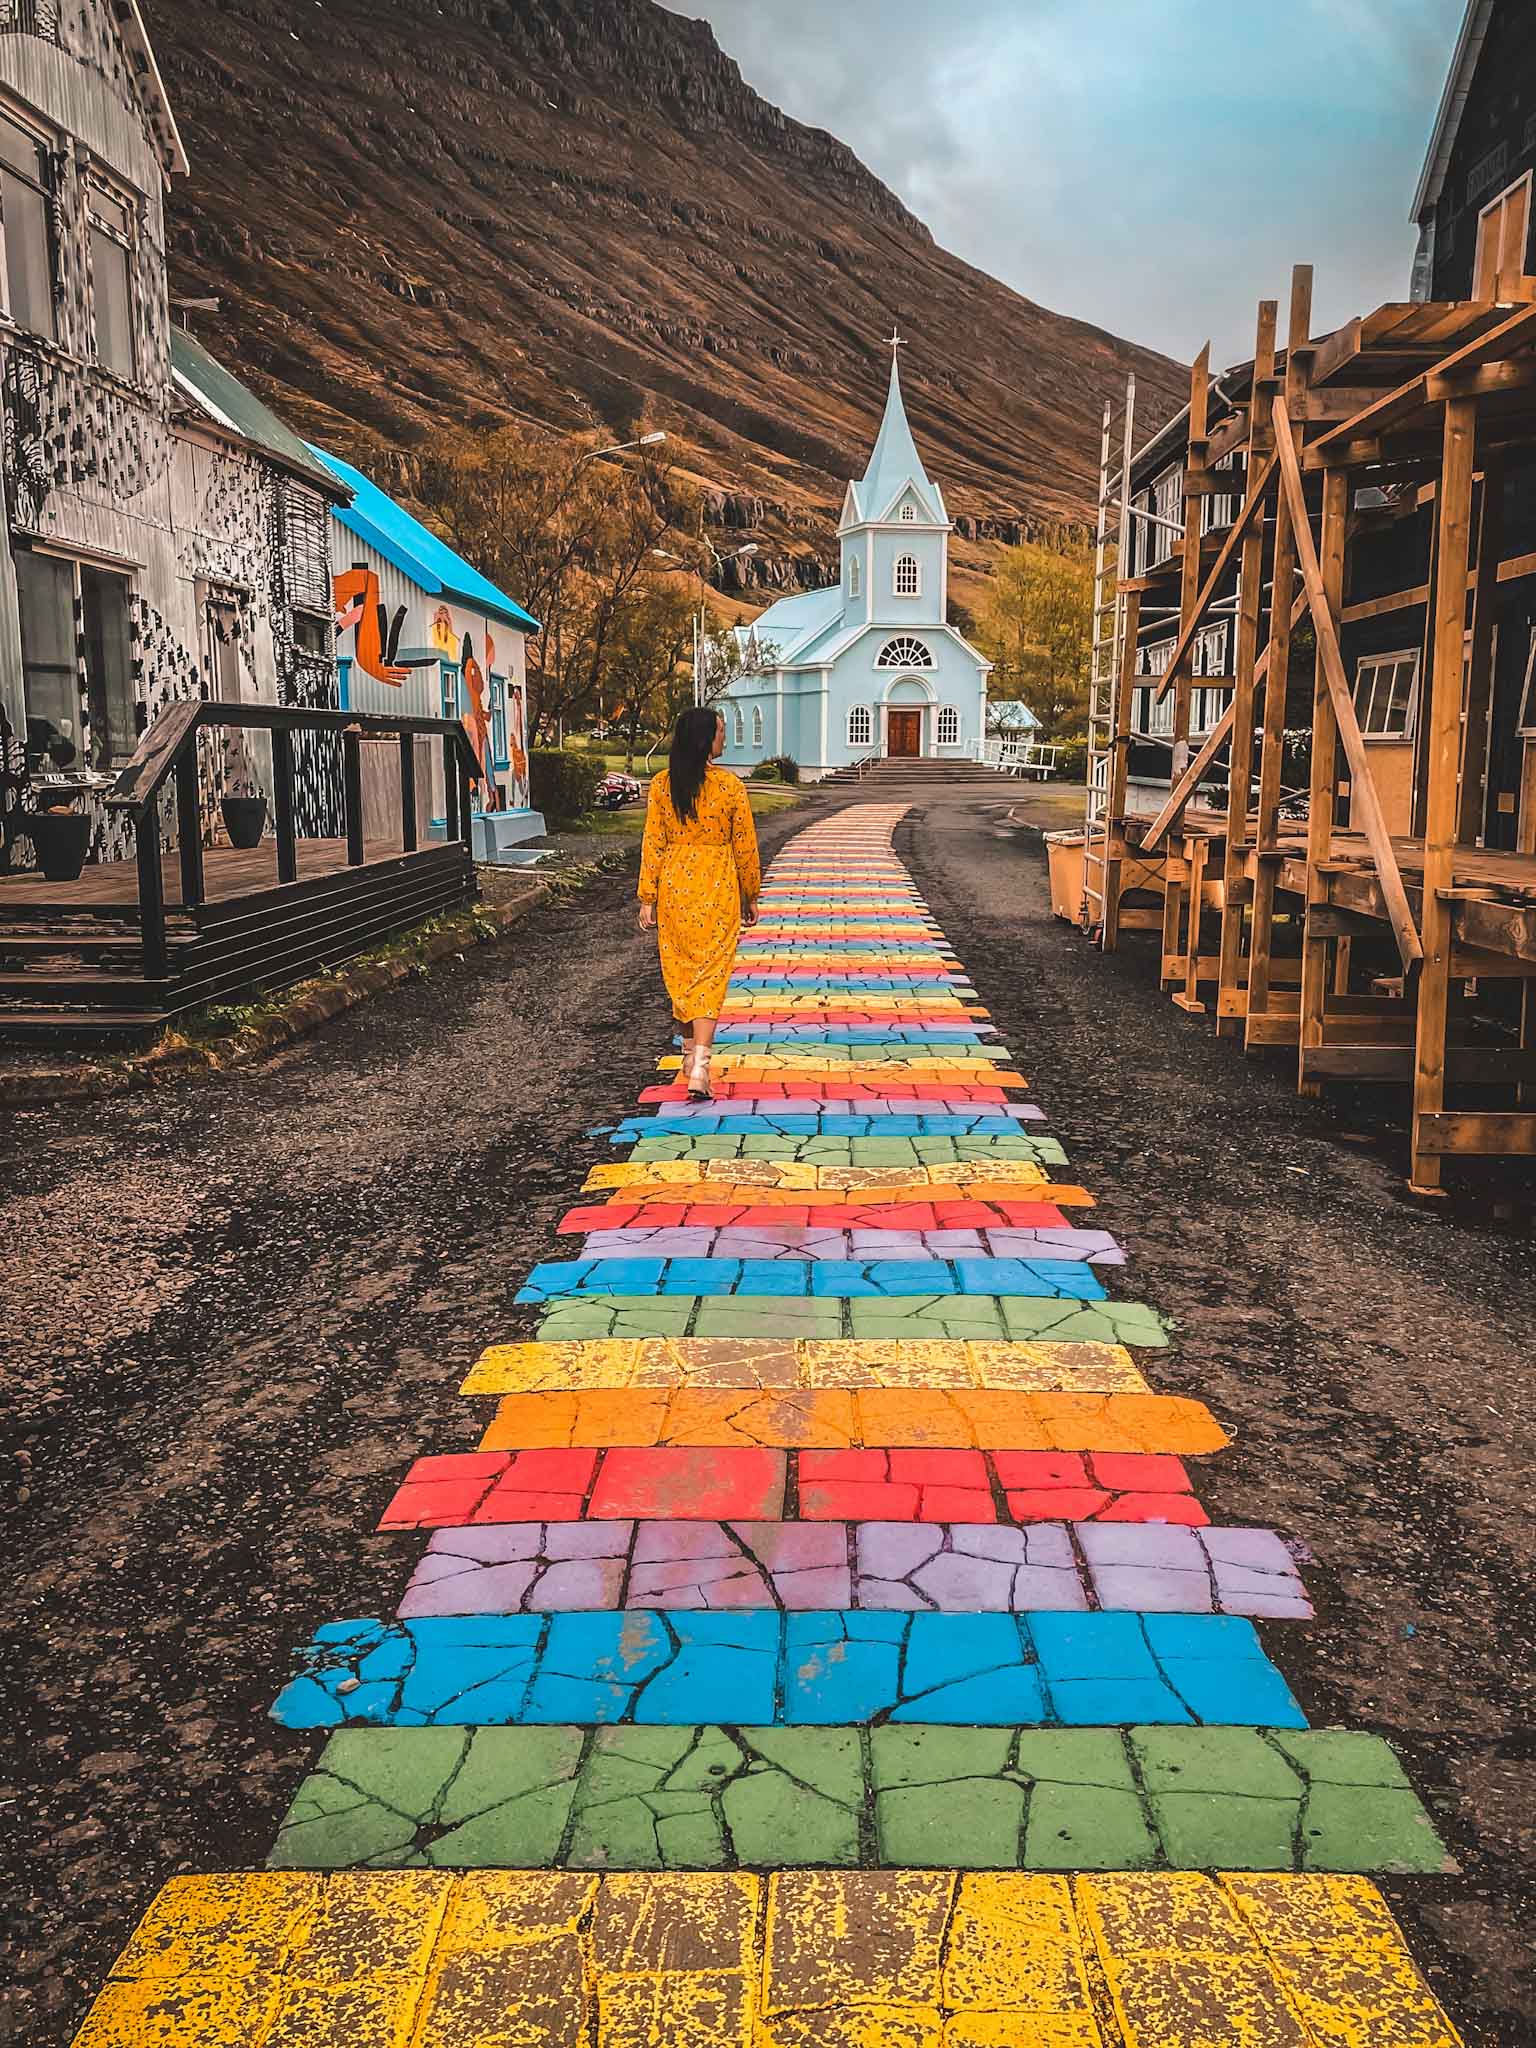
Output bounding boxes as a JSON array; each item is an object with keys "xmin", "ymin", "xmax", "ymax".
[
  {"xmin": 515, "ymin": 1258, "xmax": 1107, "ymax": 1302},
  {"xmin": 272, "ymin": 1610, "xmax": 1307, "ymax": 1730}
]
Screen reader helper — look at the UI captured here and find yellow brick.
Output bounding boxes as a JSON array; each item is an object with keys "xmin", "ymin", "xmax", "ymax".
[
  {"xmin": 1102, "ymin": 1952, "xmax": 1309, "ymax": 2048},
  {"xmin": 1265, "ymin": 1947, "xmax": 1462, "ymax": 2048},
  {"xmin": 942, "ymin": 1875, "xmax": 1095, "ymax": 2016},
  {"xmin": 1077, "ymin": 1872, "xmax": 1256, "ymax": 1959},
  {"xmin": 70, "ymin": 1974, "xmax": 284, "ymax": 2048},
  {"xmin": 763, "ymin": 1871, "xmax": 955, "ymax": 2014},
  {"xmin": 286, "ymin": 1869, "xmax": 450, "ymax": 1981},
  {"xmin": 109, "ymin": 1873, "xmax": 318, "ymax": 1981},
  {"xmin": 263, "ymin": 1978, "xmax": 424, "ymax": 2047},
  {"xmin": 596, "ymin": 1970, "xmax": 753, "ymax": 2048}
]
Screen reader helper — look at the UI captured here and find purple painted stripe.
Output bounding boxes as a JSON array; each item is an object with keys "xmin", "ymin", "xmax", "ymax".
[{"xmin": 570, "ymin": 1227, "xmax": 1125, "ymax": 1264}]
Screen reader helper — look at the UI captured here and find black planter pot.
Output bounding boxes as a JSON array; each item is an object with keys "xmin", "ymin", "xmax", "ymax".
[
  {"xmin": 221, "ymin": 794, "xmax": 268, "ymax": 849},
  {"xmin": 27, "ymin": 808, "xmax": 91, "ymax": 883}
]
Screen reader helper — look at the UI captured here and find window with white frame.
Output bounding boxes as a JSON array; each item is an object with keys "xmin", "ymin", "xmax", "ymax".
[
  {"xmin": 847, "ymin": 703, "xmax": 873, "ymax": 748},
  {"xmin": 1192, "ymin": 685, "xmax": 1230, "ymax": 736},
  {"xmin": 1201, "ymin": 454, "xmax": 1241, "ymax": 536},
  {"xmin": 1352, "ymin": 649, "xmax": 1419, "ymax": 739},
  {"xmin": 751, "ymin": 704, "xmax": 764, "ymax": 746},
  {"xmin": 1146, "ymin": 467, "xmax": 1182, "ymax": 570},
  {"xmin": 899, "ymin": 502, "xmax": 917, "ymax": 522},
  {"xmin": 893, "ymin": 553, "xmax": 920, "ymax": 597},
  {"xmin": 1134, "ymin": 640, "xmax": 1175, "ymax": 737},
  {"xmin": 16, "ymin": 551, "xmax": 137, "ymax": 769},
  {"xmin": 732, "ymin": 704, "xmax": 745, "ymax": 745},
  {"xmin": 936, "ymin": 704, "xmax": 960, "ymax": 745},
  {"xmin": 876, "ymin": 635, "xmax": 932, "ymax": 668},
  {"xmin": 0, "ymin": 110, "xmax": 56, "ymax": 340},
  {"xmin": 86, "ymin": 179, "xmax": 136, "ymax": 379},
  {"xmin": 848, "ymin": 554, "xmax": 861, "ymax": 598},
  {"xmin": 1192, "ymin": 620, "xmax": 1228, "ymax": 678}
]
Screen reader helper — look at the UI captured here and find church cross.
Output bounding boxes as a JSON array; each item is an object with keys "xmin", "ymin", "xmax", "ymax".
[{"xmin": 886, "ymin": 328, "xmax": 905, "ymax": 357}]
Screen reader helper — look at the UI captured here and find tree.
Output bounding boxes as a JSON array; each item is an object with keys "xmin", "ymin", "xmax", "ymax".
[
  {"xmin": 605, "ymin": 581, "xmax": 697, "ymax": 769},
  {"xmin": 413, "ymin": 426, "xmax": 691, "ymax": 743},
  {"xmin": 976, "ymin": 534, "xmax": 1094, "ymax": 739}
]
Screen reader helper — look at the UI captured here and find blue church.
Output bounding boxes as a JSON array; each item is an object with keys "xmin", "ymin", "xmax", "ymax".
[{"xmin": 716, "ymin": 341, "xmax": 991, "ymax": 779}]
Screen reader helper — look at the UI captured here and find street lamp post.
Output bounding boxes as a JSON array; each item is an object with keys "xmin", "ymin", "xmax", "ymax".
[{"xmin": 654, "ymin": 539, "xmax": 759, "ymax": 705}]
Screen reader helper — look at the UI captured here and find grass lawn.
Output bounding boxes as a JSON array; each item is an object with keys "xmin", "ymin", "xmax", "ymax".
[{"xmin": 580, "ymin": 781, "xmax": 805, "ymax": 834}]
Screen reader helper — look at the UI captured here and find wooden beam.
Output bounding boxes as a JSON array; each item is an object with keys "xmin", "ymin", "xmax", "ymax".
[
  {"xmin": 1425, "ymin": 358, "xmax": 1536, "ymax": 400},
  {"xmin": 1101, "ymin": 584, "xmax": 1141, "ymax": 953},
  {"xmin": 1171, "ymin": 346, "xmax": 1212, "ymax": 777},
  {"xmin": 1298, "ymin": 466, "xmax": 1349, "ymax": 1094},
  {"xmin": 1415, "ymin": 1110, "xmax": 1536, "ymax": 1156},
  {"xmin": 1271, "ymin": 393, "xmax": 1423, "ymax": 968},
  {"xmin": 1309, "ymin": 303, "xmax": 1536, "ymax": 458},
  {"xmin": 1458, "ymin": 459, "xmax": 1502, "ymax": 844},
  {"xmin": 1340, "ymin": 584, "xmax": 1430, "ymax": 624},
  {"xmin": 1152, "ymin": 452, "xmax": 1279, "ymax": 702},
  {"xmin": 1411, "ymin": 394, "xmax": 1478, "ymax": 1192}
]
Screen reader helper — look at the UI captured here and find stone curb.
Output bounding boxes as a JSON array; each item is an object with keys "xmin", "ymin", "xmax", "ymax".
[{"xmin": 1, "ymin": 876, "xmax": 574, "ymax": 1108}]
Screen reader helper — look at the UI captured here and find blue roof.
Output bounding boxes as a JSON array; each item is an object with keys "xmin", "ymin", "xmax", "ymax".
[{"xmin": 310, "ymin": 445, "xmax": 539, "ymax": 633}]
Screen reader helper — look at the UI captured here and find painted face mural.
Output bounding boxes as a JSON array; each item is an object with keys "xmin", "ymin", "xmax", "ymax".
[
  {"xmin": 508, "ymin": 683, "xmax": 529, "ymax": 808},
  {"xmin": 459, "ymin": 632, "xmax": 500, "ymax": 810},
  {"xmin": 429, "ymin": 604, "xmax": 458, "ymax": 657},
  {"xmin": 333, "ymin": 566, "xmax": 436, "ymax": 688}
]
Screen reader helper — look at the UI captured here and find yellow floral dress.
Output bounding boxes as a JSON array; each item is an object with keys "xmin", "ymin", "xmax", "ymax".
[{"xmin": 638, "ymin": 764, "xmax": 761, "ymax": 1021}]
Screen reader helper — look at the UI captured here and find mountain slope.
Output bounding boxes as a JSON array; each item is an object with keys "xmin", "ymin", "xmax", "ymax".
[{"xmin": 143, "ymin": 0, "xmax": 1184, "ymax": 569}]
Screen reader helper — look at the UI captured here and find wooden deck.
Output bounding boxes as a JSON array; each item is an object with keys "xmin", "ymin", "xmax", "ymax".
[{"xmin": 0, "ymin": 836, "xmax": 408, "ymax": 916}]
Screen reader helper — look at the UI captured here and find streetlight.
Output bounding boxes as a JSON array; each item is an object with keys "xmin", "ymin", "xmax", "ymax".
[
  {"xmin": 654, "ymin": 541, "xmax": 759, "ymax": 704},
  {"xmin": 578, "ymin": 430, "xmax": 667, "ymax": 467}
]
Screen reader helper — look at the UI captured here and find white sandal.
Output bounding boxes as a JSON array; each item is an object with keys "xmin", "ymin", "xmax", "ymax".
[{"xmin": 685, "ymin": 1045, "xmax": 713, "ymax": 1101}]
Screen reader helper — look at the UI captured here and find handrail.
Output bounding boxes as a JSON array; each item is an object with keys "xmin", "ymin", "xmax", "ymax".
[
  {"xmin": 107, "ymin": 700, "xmax": 481, "ymax": 816},
  {"xmin": 101, "ymin": 698, "xmax": 483, "ymax": 981}
]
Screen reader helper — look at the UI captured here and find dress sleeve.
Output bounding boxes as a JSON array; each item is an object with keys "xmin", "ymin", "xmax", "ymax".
[
  {"xmin": 638, "ymin": 775, "xmax": 672, "ymax": 904},
  {"xmin": 730, "ymin": 776, "xmax": 761, "ymax": 905}
]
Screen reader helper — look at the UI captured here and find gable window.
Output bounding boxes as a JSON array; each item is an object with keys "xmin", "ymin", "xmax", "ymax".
[
  {"xmin": 1474, "ymin": 172, "xmax": 1533, "ymax": 301},
  {"xmin": 733, "ymin": 705, "xmax": 745, "ymax": 745},
  {"xmin": 86, "ymin": 180, "xmax": 135, "ymax": 378},
  {"xmin": 848, "ymin": 555, "xmax": 860, "ymax": 599},
  {"xmin": 936, "ymin": 704, "xmax": 960, "ymax": 745},
  {"xmin": 876, "ymin": 635, "xmax": 932, "ymax": 668},
  {"xmin": 751, "ymin": 704, "xmax": 764, "ymax": 746},
  {"xmin": 0, "ymin": 110, "xmax": 56, "ymax": 340},
  {"xmin": 847, "ymin": 703, "xmax": 872, "ymax": 747},
  {"xmin": 899, "ymin": 503, "xmax": 917, "ymax": 522},
  {"xmin": 1352, "ymin": 649, "xmax": 1420, "ymax": 739},
  {"xmin": 893, "ymin": 553, "xmax": 920, "ymax": 597}
]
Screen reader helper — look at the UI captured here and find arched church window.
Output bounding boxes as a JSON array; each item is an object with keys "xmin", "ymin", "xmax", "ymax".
[
  {"xmin": 733, "ymin": 705, "xmax": 745, "ymax": 745},
  {"xmin": 936, "ymin": 704, "xmax": 960, "ymax": 746},
  {"xmin": 847, "ymin": 703, "xmax": 873, "ymax": 747},
  {"xmin": 849, "ymin": 555, "xmax": 861, "ymax": 598},
  {"xmin": 876, "ymin": 636, "xmax": 933, "ymax": 669},
  {"xmin": 751, "ymin": 705, "xmax": 764, "ymax": 746},
  {"xmin": 894, "ymin": 554, "xmax": 921, "ymax": 597},
  {"xmin": 900, "ymin": 503, "xmax": 917, "ymax": 522}
]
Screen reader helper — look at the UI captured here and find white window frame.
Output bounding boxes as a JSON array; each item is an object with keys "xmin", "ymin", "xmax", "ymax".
[
  {"xmin": 876, "ymin": 635, "xmax": 933, "ymax": 669},
  {"xmin": 0, "ymin": 104, "xmax": 57, "ymax": 341},
  {"xmin": 751, "ymin": 704, "xmax": 764, "ymax": 747},
  {"xmin": 936, "ymin": 704, "xmax": 960, "ymax": 746},
  {"xmin": 893, "ymin": 552, "xmax": 921, "ymax": 598},
  {"xmin": 732, "ymin": 704, "xmax": 745, "ymax": 745},
  {"xmin": 1147, "ymin": 467, "xmax": 1183, "ymax": 570},
  {"xmin": 1351, "ymin": 648, "xmax": 1421, "ymax": 741},
  {"xmin": 84, "ymin": 170, "xmax": 137, "ymax": 380},
  {"xmin": 847, "ymin": 702, "xmax": 873, "ymax": 748},
  {"xmin": 899, "ymin": 502, "xmax": 917, "ymax": 523},
  {"xmin": 848, "ymin": 554, "xmax": 860, "ymax": 599}
]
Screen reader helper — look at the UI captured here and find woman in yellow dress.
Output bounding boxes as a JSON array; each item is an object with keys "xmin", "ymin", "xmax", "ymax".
[{"xmin": 638, "ymin": 705, "xmax": 761, "ymax": 1099}]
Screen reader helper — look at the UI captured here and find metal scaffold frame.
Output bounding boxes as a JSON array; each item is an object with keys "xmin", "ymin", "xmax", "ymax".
[{"xmin": 1082, "ymin": 375, "xmax": 1136, "ymax": 943}]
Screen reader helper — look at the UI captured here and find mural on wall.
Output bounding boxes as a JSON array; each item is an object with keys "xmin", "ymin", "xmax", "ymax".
[
  {"xmin": 458, "ymin": 630, "xmax": 499, "ymax": 810},
  {"xmin": 508, "ymin": 682, "xmax": 529, "ymax": 808},
  {"xmin": 333, "ymin": 566, "xmax": 434, "ymax": 687},
  {"xmin": 429, "ymin": 604, "xmax": 457, "ymax": 657}
]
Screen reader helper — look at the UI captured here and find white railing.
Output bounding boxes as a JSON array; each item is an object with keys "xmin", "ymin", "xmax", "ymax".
[{"xmin": 973, "ymin": 735, "xmax": 1060, "ymax": 779}]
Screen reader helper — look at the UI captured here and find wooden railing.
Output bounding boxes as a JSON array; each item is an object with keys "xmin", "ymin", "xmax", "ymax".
[{"xmin": 106, "ymin": 701, "xmax": 482, "ymax": 978}]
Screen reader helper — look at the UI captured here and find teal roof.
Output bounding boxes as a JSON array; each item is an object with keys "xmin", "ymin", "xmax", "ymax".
[
  {"xmin": 310, "ymin": 445, "xmax": 540, "ymax": 633},
  {"xmin": 170, "ymin": 331, "xmax": 343, "ymax": 498},
  {"xmin": 851, "ymin": 354, "xmax": 944, "ymax": 524}
]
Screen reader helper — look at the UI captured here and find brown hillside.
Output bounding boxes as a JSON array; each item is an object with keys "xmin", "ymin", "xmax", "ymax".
[{"xmin": 143, "ymin": 0, "xmax": 1185, "ymax": 596}]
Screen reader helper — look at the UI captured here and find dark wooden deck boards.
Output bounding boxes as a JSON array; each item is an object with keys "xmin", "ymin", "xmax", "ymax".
[{"xmin": 0, "ymin": 837, "xmax": 408, "ymax": 915}]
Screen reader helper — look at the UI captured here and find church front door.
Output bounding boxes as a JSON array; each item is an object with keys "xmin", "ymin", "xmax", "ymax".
[{"xmin": 888, "ymin": 709, "xmax": 922, "ymax": 757}]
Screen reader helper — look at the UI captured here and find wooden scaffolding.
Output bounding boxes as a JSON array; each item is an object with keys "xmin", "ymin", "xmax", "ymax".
[{"xmin": 1098, "ymin": 265, "xmax": 1536, "ymax": 1192}]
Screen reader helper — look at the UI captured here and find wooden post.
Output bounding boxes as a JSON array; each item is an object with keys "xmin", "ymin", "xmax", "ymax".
[
  {"xmin": 1102, "ymin": 586, "xmax": 1140, "ymax": 950},
  {"xmin": 1411, "ymin": 395, "xmax": 1478, "ymax": 1192},
  {"xmin": 1173, "ymin": 833, "xmax": 1209, "ymax": 1013},
  {"xmin": 272, "ymin": 726, "xmax": 298, "ymax": 884},
  {"xmin": 135, "ymin": 806, "xmax": 167, "ymax": 981},
  {"xmin": 174, "ymin": 747, "xmax": 203, "ymax": 909},
  {"xmin": 1217, "ymin": 298, "xmax": 1278, "ymax": 1032},
  {"xmin": 1457, "ymin": 458, "xmax": 1502, "ymax": 846},
  {"xmin": 1297, "ymin": 468, "xmax": 1348, "ymax": 1095},
  {"xmin": 399, "ymin": 731, "xmax": 418, "ymax": 854},
  {"xmin": 343, "ymin": 730, "xmax": 364, "ymax": 866},
  {"xmin": 1171, "ymin": 344, "xmax": 1211, "ymax": 782},
  {"xmin": 457, "ymin": 748, "xmax": 475, "ymax": 852},
  {"xmin": 442, "ymin": 735, "xmax": 460, "ymax": 840}
]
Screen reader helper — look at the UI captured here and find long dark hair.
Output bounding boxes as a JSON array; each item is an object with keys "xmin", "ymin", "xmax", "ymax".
[{"xmin": 667, "ymin": 705, "xmax": 721, "ymax": 823}]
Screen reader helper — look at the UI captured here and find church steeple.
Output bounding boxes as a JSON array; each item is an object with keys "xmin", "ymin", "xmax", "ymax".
[{"xmin": 850, "ymin": 332, "xmax": 945, "ymax": 526}]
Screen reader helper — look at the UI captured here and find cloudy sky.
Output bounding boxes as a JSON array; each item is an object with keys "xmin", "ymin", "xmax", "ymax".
[{"xmin": 670, "ymin": 0, "xmax": 1466, "ymax": 369}]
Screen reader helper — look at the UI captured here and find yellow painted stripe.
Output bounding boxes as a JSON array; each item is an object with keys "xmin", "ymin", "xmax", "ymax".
[
  {"xmin": 70, "ymin": 1870, "xmax": 1463, "ymax": 2048},
  {"xmin": 461, "ymin": 1336, "xmax": 1151, "ymax": 1396},
  {"xmin": 584, "ymin": 1159, "xmax": 1058, "ymax": 1192}
]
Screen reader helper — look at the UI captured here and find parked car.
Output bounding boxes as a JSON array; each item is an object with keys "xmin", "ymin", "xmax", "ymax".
[{"xmin": 595, "ymin": 771, "xmax": 645, "ymax": 809}]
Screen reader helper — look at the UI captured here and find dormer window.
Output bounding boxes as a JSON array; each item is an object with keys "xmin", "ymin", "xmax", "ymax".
[
  {"xmin": 899, "ymin": 503, "xmax": 917, "ymax": 522},
  {"xmin": 893, "ymin": 554, "xmax": 920, "ymax": 598}
]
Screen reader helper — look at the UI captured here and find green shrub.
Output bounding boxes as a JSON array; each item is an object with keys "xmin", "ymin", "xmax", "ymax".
[
  {"xmin": 750, "ymin": 761, "xmax": 782, "ymax": 783},
  {"xmin": 529, "ymin": 748, "xmax": 603, "ymax": 824},
  {"xmin": 1050, "ymin": 735, "xmax": 1089, "ymax": 782},
  {"xmin": 761, "ymin": 754, "xmax": 800, "ymax": 784}
]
